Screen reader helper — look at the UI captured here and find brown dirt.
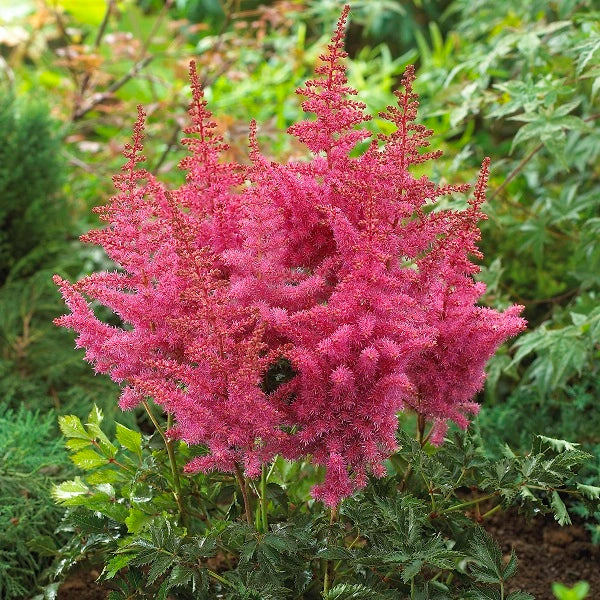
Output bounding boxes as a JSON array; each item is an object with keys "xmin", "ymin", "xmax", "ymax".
[
  {"xmin": 57, "ymin": 567, "xmax": 109, "ymax": 600},
  {"xmin": 485, "ymin": 510, "xmax": 600, "ymax": 599}
]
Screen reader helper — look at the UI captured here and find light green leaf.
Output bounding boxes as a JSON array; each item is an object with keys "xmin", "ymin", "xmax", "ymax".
[
  {"xmin": 88, "ymin": 405, "xmax": 103, "ymax": 427},
  {"xmin": 552, "ymin": 581, "xmax": 590, "ymax": 600},
  {"xmin": 116, "ymin": 423, "xmax": 143, "ymax": 457},
  {"xmin": 576, "ymin": 484, "xmax": 600, "ymax": 500},
  {"xmin": 537, "ymin": 436, "xmax": 579, "ymax": 452},
  {"xmin": 102, "ymin": 553, "xmax": 134, "ymax": 579},
  {"xmin": 65, "ymin": 438, "xmax": 92, "ymax": 451},
  {"xmin": 551, "ymin": 491, "xmax": 571, "ymax": 526},
  {"xmin": 125, "ymin": 507, "xmax": 152, "ymax": 533},
  {"xmin": 52, "ymin": 477, "xmax": 89, "ymax": 502},
  {"xmin": 70, "ymin": 448, "xmax": 109, "ymax": 470},
  {"xmin": 59, "ymin": 415, "xmax": 91, "ymax": 440},
  {"xmin": 56, "ymin": 0, "xmax": 107, "ymax": 25}
]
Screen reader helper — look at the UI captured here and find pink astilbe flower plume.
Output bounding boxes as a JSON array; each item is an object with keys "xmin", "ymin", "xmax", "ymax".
[
  {"xmin": 404, "ymin": 159, "xmax": 526, "ymax": 444},
  {"xmin": 55, "ymin": 83, "xmax": 286, "ymax": 479},
  {"xmin": 55, "ymin": 6, "xmax": 525, "ymax": 506}
]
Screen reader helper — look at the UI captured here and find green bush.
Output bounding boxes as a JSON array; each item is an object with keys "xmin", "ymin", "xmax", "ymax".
[
  {"xmin": 0, "ymin": 96, "xmax": 68, "ymax": 283},
  {"xmin": 0, "ymin": 407, "xmax": 71, "ymax": 600}
]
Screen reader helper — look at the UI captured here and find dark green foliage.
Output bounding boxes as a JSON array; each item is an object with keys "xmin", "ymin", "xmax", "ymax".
[
  {"xmin": 0, "ymin": 407, "xmax": 71, "ymax": 600},
  {"xmin": 0, "ymin": 95, "xmax": 67, "ymax": 283},
  {"xmin": 44, "ymin": 408, "xmax": 598, "ymax": 598},
  {"xmin": 0, "ymin": 98, "xmax": 125, "ymax": 425}
]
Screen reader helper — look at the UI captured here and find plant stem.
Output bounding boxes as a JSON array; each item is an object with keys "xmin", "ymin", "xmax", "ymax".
[
  {"xmin": 322, "ymin": 504, "xmax": 339, "ymax": 596},
  {"xmin": 260, "ymin": 463, "xmax": 269, "ymax": 533},
  {"xmin": 481, "ymin": 504, "xmax": 502, "ymax": 520},
  {"xmin": 207, "ymin": 568, "xmax": 236, "ymax": 589},
  {"xmin": 234, "ymin": 463, "xmax": 253, "ymax": 527},
  {"xmin": 142, "ymin": 400, "xmax": 185, "ymax": 524},
  {"xmin": 443, "ymin": 492, "xmax": 498, "ymax": 513}
]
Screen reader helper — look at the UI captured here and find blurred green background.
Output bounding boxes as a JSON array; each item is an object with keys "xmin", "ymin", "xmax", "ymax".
[{"xmin": 0, "ymin": 0, "xmax": 599, "ymax": 596}]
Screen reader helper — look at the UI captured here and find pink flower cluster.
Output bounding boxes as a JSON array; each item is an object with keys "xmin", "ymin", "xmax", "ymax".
[{"xmin": 55, "ymin": 6, "xmax": 525, "ymax": 506}]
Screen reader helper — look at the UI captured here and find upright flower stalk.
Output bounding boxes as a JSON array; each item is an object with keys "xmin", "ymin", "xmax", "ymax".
[{"xmin": 54, "ymin": 5, "xmax": 525, "ymax": 512}]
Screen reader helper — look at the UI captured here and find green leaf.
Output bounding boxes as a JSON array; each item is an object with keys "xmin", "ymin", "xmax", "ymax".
[
  {"xmin": 52, "ymin": 477, "xmax": 89, "ymax": 502},
  {"xmin": 125, "ymin": 507, "xmax": 152, "ymax": 533},
  {"xmin": 324, "ymin": 583, "xmax": 377, "ymax": 600},
  {"xmin": 167, "ymin": 565, "xmax": 194, "ymax": 589},
  {"xmin": 507, "ymin": 592, "xmax": 535, "ymax": 600},
  {"xmin": 102, "ymin": 553, "xmax": 134, "ymax": 579},
  {"xmin": 70, "ymin": 448, "xmax": 108, "ymax": 470},
  {"xmin": 503, "ymin": 550, "xmax": 517, "ymax": 579},
  {"xmin": 537, "ymin": 436, "xmax": 579, "ymax": 452},
  {"xmin": 116, "ymin": 423, "xmax": 143, "ymax": 457},
  {"xmin": 576, "ymin": 484, "xmax": 600, "ymax": 500},
  {"xmin": 401, "ymin": 558, "xmax": 424, "ymax": 582},
  {"xmin": 551, "ymin": 491, "xmax": 571, "ymax": 526},
  {"xmin": 466, "ymin": 586, "xmax": 501, "ymax": 600},
  {"xmin": 66, "ymin": 438, "xmax": 92, "ymax": 451},
  {"xmin": 468, "ymin": 528, "xmax": 503, "ymax": 584},
  {"xmin": 147, "ymin": 553, "xmax": 174, "ymax": 586},
  {"xmin": 59, "ymin": 415, "xmax": 91, "ymax": 440},
  {"xmin": 552, "ymin": 581, "xmax": 590, "ymax": 600},
  {"xmin": 316, "ymin": 547, "xmax": 355, "ymax": 560},
  {"xmin": 56, "ymin": 0, "xmax": 107, "ymax": 25},
  {"xmin": 88, "ymin": 405, "xmax": 104, "ymax": 427},
  {"xmin": 67, "ymin": 509, "xmax": 112, "ymax": 534}
]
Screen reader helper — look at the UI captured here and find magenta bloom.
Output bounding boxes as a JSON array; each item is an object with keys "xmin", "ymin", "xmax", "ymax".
[{"xmin": 55, "ymin": 7, "xmax": 525, "ymax": 506}]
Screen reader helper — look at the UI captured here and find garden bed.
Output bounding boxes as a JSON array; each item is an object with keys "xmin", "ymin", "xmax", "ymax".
[{"xmin": 56, "ymin": 511, "xmax": 599, "ymax": 600}]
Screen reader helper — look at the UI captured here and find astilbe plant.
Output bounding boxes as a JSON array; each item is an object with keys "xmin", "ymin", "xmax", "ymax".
[{"xmin": 55, "ymin": 6, "xmax": 525, "ymax": 508}]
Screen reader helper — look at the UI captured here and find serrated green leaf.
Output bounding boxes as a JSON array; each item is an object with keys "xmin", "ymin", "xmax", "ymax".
[
  {"xmin": 70, "ymin": 448, "xmax": 108, "ymax": 470},
  {"xmin": 66, "ymin": 438, "xmax": 92, "ymax": 451},
  {"xmin": 507, "ymin": 592, "xmax": 535, "ymax": 600},
  {"xmin": 551, "ymin": 491, "xmax": 571, "ymax": 526},
  {"xmin": 401, "ymin": 558, "xmax": 424, "ymax": 582},
  {"xmin": 59, "ymin": 415, "xmax": 91, "ymax": 440},
  {"xmin": 316, "ymin": 547, "xmax": 355, "ymax": 560},
  {"xmin": 167, "ymin": 565, "xmax": 194, "ymax": 589},
  {"xmin": 465, "ymin": 586, "xmax": 501, "ymax": 600},
  {"xmin": 324, "ymin": 583, "xmax": 376, "ymax": 600},
  {"xmin": 88, "ymin": 404, "xmax": 103, "ymax": 426},
  {"xmin": 156, "ymin": 579, "xmax": 169, "ymax": 600},
  {"xmin": 147, "ymin": 553, "xmax": 174, "ymax": 586},
  {"xmin": 468, "ymin": 528, "xmax": 503, "ymax": 583},
  {"xmin": 116, "ymin": 423, "xmax": 143, "ymax": 457},
  {"xmin": 102, "ymin": 553, "xmax": 134, "ymax": 579},
  {"xmin": 66, "ymin": 508, "xmax": 112, "ymax": 534},
  {"xmin": 537, "ymin": 436, "xmax": 579, "ymax": 452},
  {"xmin": 503, "ymin": 550, "xmax": 517, "ymax": 579},
  {"xmin": 576, "ymin": 483, "xmax": 600, "ymax": 500},
  {"xmin": 86, "ymin": 469, "xmax": 122, "ymax": 485},
  {"xmin": 125, "ymin": 507, "xmax": 152, "ymax": 533},
  {"xmin": 52, "ymin": 477, "xmax": 89, "ymax": 502}
]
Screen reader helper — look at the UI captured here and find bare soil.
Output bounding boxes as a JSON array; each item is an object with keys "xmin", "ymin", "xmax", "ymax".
[
  {"xmin": 484, "ymin": 510, "xmax": 600, "ymax": 599},
  {"xmin": 57, "ymin": 567, "xmax": 108, "ymax": 600}
]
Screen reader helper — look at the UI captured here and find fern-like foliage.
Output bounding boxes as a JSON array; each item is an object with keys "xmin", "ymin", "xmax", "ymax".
[{"xmin": 0, "ymin": 407, "xmax": 72, "ymax": 600}]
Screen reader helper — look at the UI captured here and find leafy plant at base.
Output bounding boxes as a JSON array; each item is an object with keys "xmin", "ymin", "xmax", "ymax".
[{"xmin": 47, "ymin": 405, "xmax": 598, "ymax": 598}]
